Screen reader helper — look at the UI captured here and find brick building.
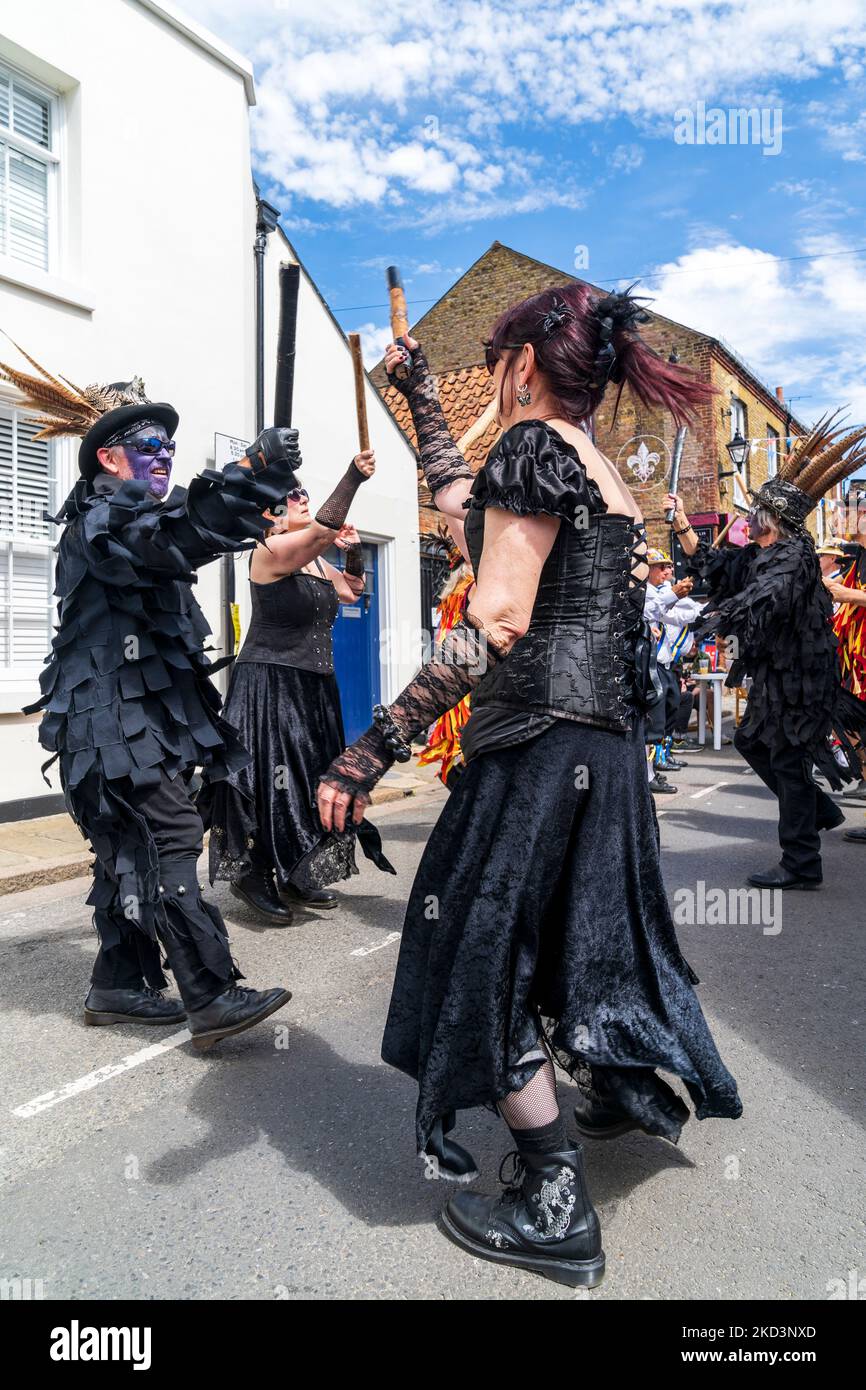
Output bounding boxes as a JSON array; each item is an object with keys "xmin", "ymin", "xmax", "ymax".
[{"xmin": 371, "ymin": 241, "xmax": 807, "ymax": 605}]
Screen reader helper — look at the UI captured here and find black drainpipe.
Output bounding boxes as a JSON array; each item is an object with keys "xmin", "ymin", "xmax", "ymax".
[{"xmin": 221, "ymin": 196, "xmax": 281, "ymax": 669}]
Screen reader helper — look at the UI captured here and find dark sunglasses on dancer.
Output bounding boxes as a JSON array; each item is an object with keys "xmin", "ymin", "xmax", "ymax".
[
  {"xmin": 286, "ymin": 487, "xmax": 309, "ymax": 503},
  {"xmin": 483, "ymin": 339, "xmax": 524, "ymax": 375},
  {"xmin": 126, "ymin": 436, "xmax": 177, "ymax": 456}
]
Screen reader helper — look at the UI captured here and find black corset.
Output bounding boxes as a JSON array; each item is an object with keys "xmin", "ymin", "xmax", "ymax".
[
  {"xmin": 464, "ymin": 508, "xmax": 648, "ymax": 732},
  {"xmin": 235, "ymin": 570, "xmax": 339, "ymax": 674}
]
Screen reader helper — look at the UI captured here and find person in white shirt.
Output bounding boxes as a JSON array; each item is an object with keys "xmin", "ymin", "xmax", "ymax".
[{"xmin": 643, "ymin": 548, "xmax": 704, "ymax": 791}]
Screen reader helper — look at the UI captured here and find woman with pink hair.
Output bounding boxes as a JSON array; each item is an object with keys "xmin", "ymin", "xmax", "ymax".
[{"xmin": 318, "ymin": 283, "xmax": 741, "ymax": 1288}]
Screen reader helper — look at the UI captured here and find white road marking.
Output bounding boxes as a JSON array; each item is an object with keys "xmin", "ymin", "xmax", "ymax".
[
  {"xmin": 350, "ymin": 931, "xmax": 401, "ymax": 958},
  {"xmin": 11, "ymin": 1028, "xmax": 191, "ymax": 1119},
  {"xmin": 691, "ymin": 781, "xmax": 729, "ymax": 800}
]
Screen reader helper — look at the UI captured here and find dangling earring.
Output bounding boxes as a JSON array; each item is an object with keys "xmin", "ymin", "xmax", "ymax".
[{"xmin": 516, "ymin": 382, "xmax": 531, "ymax": 406}]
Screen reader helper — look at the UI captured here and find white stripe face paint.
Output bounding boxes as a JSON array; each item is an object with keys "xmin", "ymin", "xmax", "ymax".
[{"xmin": 12, "ymin": 1028, "xmax": 191, "ymax": 1118}]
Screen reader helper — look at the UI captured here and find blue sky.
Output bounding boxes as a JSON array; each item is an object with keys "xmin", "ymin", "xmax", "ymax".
[{"xmin": 184, "ymin": 1, "xmax": 866, "ymax": 438}]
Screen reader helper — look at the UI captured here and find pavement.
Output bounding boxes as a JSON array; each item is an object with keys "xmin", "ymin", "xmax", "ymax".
[
  {"xmin": 0, "ymin": 761, "xmax": 440, "ymax": 896},
  {"xmin": 0, "ymin": 726, "xmax": 864, "ymax": 1301}
]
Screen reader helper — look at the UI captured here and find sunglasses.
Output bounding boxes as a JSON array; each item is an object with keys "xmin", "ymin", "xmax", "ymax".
[
  {"xmin": 287, "ymin": 487, "xmax": 309, "ymax": 503},
  {"xmin": 483, "ymin": 339, "xmax": 524, "ymax": 376},
  {"xmin": 125, "ymin": 436, "xmax": 176, "ymax": 456}
]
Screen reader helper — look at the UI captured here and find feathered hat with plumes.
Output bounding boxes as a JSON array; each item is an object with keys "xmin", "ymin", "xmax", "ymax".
[
  {"xmin": 0, "ymin": 335, "xmax": 178, "ymax": 480},
  {"xmin": 751, "ymin": 409, "xmax": 866, "ymax": 530}
]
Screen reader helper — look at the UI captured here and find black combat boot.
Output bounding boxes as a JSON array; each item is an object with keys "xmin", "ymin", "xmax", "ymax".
[
  {"xmin": 187, "ymin": 984, "xmax": 292, "ymax": 1051},
  {"xmin": 279, "ymin": 882, "xmax": 338, "ymax": 910},
  {"xmin": 230, "ymin": 871, "xmax": 294, "ymax": 925},
  {"xmin": 84, "ymin": 985, "xmax": 186, "ymax": 1027},
  {"xmin": 440, "ymin": 1146, "xmax": 605, "ymax": 1288}
]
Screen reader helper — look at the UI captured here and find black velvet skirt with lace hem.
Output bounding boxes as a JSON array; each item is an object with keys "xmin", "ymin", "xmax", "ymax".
[
  {"xmin": 380, "ymin": 719, "xmax": 742, "ymax": 1156},
  {"xmin": 203, "ymin": 661, "xmax": 393, "ymax": 892}
]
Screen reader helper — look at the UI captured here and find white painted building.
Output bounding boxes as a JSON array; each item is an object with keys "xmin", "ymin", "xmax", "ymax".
[{"xmin": 0, "ymin": 0, "xmax": 421, "ymax": 817}]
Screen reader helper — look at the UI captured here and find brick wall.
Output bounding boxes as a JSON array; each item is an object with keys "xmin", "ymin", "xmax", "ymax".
[{"xmin": 371, "ymin": 241, "xmax": 805, "ymax": 548}]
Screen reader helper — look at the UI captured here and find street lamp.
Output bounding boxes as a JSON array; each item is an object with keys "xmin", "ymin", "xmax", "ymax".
[{"xmin": 724, "ymin": 430, "xmax": 750, "ymax": 473}]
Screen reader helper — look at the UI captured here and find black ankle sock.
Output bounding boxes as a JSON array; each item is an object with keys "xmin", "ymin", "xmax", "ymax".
[{"xmin": 508, "ymin": 1113, "xmax": 567, "ymax": 1154}]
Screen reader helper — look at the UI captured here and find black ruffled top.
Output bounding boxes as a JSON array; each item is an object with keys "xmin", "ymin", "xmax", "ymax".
[
  {"xmin": 460, "ymin": 421, "xmax": 649, "ymax": 759},
  {"xmin": 26, "ymin": 456, "xmax": 297, "ymax": 795},
  {"xmin": 465, "ymin": 418, "xmax": 607, "ymax": 525}
]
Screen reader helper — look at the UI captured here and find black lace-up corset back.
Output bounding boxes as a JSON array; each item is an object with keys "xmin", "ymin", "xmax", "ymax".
[{"xmin": 464, "ymin": 506, "xmax": 649, "ymax": 732}]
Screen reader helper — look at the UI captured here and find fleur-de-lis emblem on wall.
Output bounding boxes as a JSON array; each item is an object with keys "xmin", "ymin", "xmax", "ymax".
[
  {"xmin": 626, "ymin": 440, "xmax": 660, "ymax": 484},
  {"xmin": 615, "ymin": 434, "xmax": 671, "ymax": 490}
]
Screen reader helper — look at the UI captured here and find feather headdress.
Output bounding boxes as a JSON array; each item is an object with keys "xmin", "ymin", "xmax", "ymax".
[
  {"xmin": 777, "ymin": 410, "xmax": 866, "ymax": 499},
  {"xmin": 0, "ymin": 334, "xmax": 148, "ymax": 441},
  {"xmin": 752, "ymin": 408, "xmax": 866, "ymax": 529}
]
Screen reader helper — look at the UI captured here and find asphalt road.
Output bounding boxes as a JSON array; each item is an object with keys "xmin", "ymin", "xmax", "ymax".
[{"xmin": 1, "ymin": 747, "xmax": 864, "ymax": 1302}]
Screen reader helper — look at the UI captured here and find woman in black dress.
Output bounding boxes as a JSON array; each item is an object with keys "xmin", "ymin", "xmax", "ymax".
[
  {"xmin": 318, "ymin": 285, "xmax": 742, "ymax": 1288},
  {"xmin": 206, "ymin": 450, "xmax": 394, "ymax": 924}
]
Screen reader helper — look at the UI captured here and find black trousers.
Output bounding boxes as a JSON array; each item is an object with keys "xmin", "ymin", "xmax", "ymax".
[
  {"xmin": 734, "ymin": 729, "xmax": 837, "ymax": 881},
  {"xmin": 646, "ymin": 664, "xmax": 680, "ymax": 743},
  {"xmin": 674, "ymin": 688, "xmax": 696, "ymax": 735},
  {"xmin": 89, "ymin": 771, "xmax": 235, "ymax": 1010}
]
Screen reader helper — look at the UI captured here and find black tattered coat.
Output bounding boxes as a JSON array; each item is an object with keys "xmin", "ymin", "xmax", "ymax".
[{"xmin": 26, "ymin": 457, "xmax": 294, "ymax": 960}]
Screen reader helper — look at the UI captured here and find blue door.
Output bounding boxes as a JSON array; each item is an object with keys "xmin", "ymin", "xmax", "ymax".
[{"xmin": 328, "ymin": 541, "xmax": 381, "ymax": 744}]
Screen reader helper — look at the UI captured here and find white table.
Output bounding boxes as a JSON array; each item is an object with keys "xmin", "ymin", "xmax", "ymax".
[{"xmin": 692, "ymin": 671, "xmax": 727, "ymax": 751}]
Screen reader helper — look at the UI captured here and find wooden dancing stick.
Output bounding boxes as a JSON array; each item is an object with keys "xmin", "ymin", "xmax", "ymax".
[
  {"xmin": 457, "ymin": 395, "xmax": 500, "ymax": 457},
  {"xmin": 348, "ymin": 332, "xmax": 370, "ymax": 452},
  {"xmin": 713, "ymin": 513, "xmax": 739, "ymax": 548},
  {"xmin": 386, "ymin": 265, "xmax": 410, "ymax": 379}
]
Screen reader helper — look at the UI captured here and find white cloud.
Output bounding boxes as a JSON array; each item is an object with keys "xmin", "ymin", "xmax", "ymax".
[
  {"xmin": 179, "ymin": 0, "xmax": 866, "ymax": 220},
  {"xmin": 645, "ymin": 237, "xmax": 866, "ymax": 420},
  {"xmin": 354, "ymin": 320, "xmax": 393, "ymax": 368}
]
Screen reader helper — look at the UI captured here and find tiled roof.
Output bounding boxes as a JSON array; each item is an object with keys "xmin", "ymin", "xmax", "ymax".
[{"xmin": 382, "ymin": 365, "xmax": 500, "ymax": 506}]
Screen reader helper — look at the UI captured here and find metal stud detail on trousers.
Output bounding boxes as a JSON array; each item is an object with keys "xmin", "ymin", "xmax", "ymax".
[{"xmin": 177, "ymin": 885, "xmax": 185, "ymax": 895}]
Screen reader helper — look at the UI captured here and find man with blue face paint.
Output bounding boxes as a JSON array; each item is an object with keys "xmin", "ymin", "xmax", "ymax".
[{"xmin": 2, "ymin": 357, "xmax": 298, "ymax": 1049}]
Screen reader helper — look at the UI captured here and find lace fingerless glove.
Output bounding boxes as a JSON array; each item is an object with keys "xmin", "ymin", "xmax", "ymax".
[
  {"xmin": 343, "ymin": 542, "xmax": 366, "ymax": 578},
  {"xmin": 387, "ymin": 342, "xmax": 473, "ymax": 498},
  {"xmin": 319, "ymin": 617, "xmax": 503, "ymax": 799}
]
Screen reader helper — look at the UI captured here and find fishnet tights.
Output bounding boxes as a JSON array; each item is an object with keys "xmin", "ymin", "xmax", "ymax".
[{"xmin": 499, "ymin": 1059, "xmax": 560, "ymax": 1129}]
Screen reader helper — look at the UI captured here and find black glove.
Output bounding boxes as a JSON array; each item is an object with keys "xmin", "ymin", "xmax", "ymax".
[{"xmin": 246, "ymin": 426, "xmax": 302, "ymax": 478}]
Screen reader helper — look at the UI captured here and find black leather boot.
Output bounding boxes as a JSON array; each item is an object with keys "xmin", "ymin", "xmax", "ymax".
[
  {"xmin": 421, "ymin": 1112, "xmax": 479, "ymax": 1183},
  {"xmin": 279, "ymin": 883, "xmax": 339, "ymax": 910},
  {"xmin": 84, "ymin": 985, "xmax": 187, "ymax": 1027},
  {"xmin": 230, "ymin": 872, "xmax": 294, "ymax": 925},
  {"xmin": 747, "ymin": 864, "xmax": 821, "ymax": 889},
  {"xmin": 440, "ymin": 1147, "xmax": 605, "ymax": 1288},
  {"xmin": 187, "ymin": 984, "xmax": 292, "ymax": 1051}
]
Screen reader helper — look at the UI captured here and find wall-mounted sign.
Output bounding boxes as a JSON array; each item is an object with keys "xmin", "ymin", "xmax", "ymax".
[{"xmin": 214, "ymin": 433, "xmax": 251, "ymax": 468}]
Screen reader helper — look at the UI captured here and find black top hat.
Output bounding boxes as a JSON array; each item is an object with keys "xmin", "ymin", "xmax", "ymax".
[
  {"xmin": 78, "ymin": 401, "xmax": 179, "ymax": 481},
  {"xmin": 750, "ymin": 478, "xmax": 813, "ymax": 531}
]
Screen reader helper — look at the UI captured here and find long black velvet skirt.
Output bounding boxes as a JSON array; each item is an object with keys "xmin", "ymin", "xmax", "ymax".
[
  {"xmin": 381, "ymin": 719, "xmax": 742, "ymax": 1155},
  {"xmin": 204, "ymin": 661, "xmax": 392, "ymax": 891}
]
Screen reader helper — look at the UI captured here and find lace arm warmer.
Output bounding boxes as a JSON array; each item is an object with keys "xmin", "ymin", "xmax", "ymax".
[
  {"xmin": 320, "ymin": 617, "xmax": 503, "ymax": 799},
  {"xmin": 314, "ymin": 461, "xmax": 367, "ymax": 529},
  {"xmin": 387, "ymin": 342, "xmax": 473, "ymax": 497},
  {"xmin": 343, "ymin": 542, "xmax": 366, "ymax": 578}
]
